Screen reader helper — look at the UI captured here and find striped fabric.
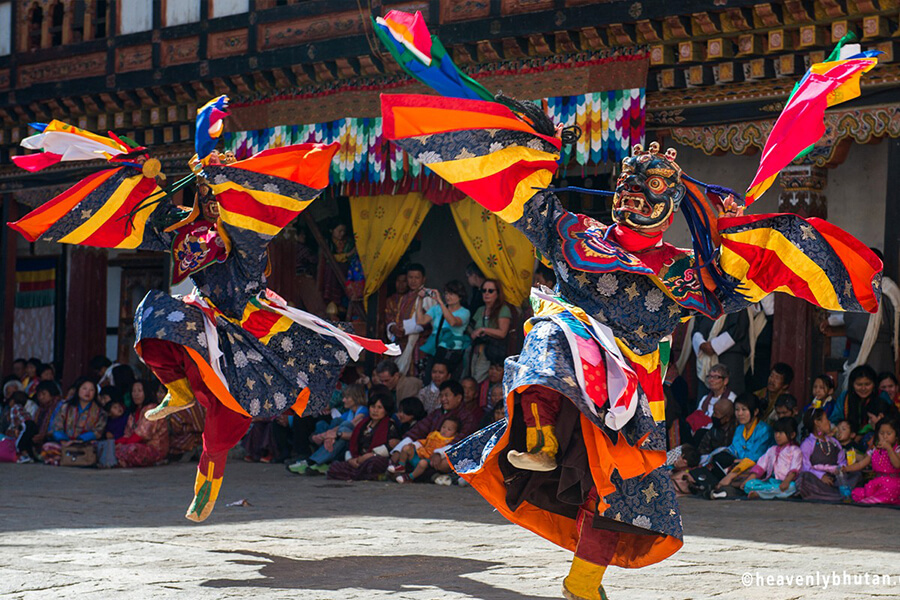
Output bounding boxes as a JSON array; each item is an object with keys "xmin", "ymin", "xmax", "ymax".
[
  {"xmin": 222, "ymin": 89, "xmax": 645, "ymax": 187},
  {"xmin": 15, "ymin": 256, "xmax": 56, "ymax": 309}
]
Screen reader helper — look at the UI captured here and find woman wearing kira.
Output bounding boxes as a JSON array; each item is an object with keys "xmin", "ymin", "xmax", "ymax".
[{"xmin": 8, "ymin": 96, "xmax": 397, "ymax": 522}]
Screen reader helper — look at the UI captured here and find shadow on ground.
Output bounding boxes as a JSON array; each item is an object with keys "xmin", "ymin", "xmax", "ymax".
[
  {"xmin": 2, "ymin": 462, "xmax": 898, "ymax": 555},
  {"xmin": 202, "ymin": 550, "xmax": 556, "ymax": 599}
]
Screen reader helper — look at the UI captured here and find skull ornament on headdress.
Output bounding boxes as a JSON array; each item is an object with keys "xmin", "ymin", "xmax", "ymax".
[{"xmin": 612, "ymin": 141, "xmax": 686, "ymax": 232}]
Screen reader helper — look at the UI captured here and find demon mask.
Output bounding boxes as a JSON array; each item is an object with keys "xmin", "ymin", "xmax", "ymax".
[{"xmin": 612, "ymin": 142, "xmax": 686, "ymax": 233}]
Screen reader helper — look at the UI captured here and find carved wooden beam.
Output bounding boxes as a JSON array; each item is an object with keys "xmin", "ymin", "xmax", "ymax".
[
  {"xmin": 650, "ymin": 44, "xmax": 675, "ymax": 65},
  {"xmin": 229, "ymin": 74, "xmax": 252, "ymax": 95},
  {"xmin": 174, "ymin": 83, "xmax": 196, "ymax": 103},
  {"xmin": 156, "ymin": 85, "xmax": 178, "ymax": 104},
  {"xmin": 334, "ymin": 57, "xmax": 358, "ymax": 79},
  {"xmin": 313, "ymin": 62, "xmax": 336, "ymax": 82},
  {"xmin": 862, "ymin": 14, "xmax": 888, "ymax": 39},
  {"xmin": 357, "ymin": 55, "xmax": 382, "ymax": 76},
  {"xmin": 784, "ymin": 0, "xmax": 814, "ymax": 23},
  {"xmin": 607, "ymin": 24, "xmax": 636, "ymax": 45},
  {"xmin": 722, "ymin": 7, "xmax": 754, "ymax": 32},
  {"xmin": 798, "ymin": 24, "xmax": 826, "ymax": 47},
  {"xmin": 736, "ymin": 33, "xmax": 764, "ymax": 56},
  {"xmin": 816, "ymin": 0, "xmax": 847, "ymax": 19},
  {"xmin": 272, "ymin": 68, "xmax": 293, "ymax": 89},
  {"xmin": 476, "ymin": 40, "xmax": 502, "ymax": 62},
  {"xmin": 100, "ymin": 92, "xmax": 124, "ymax": 111},
  {"xmin": 289, "ymin": 65, "xmax": 314, "ymax": 86},
  {"xmin": 527, "ymin": 33, "xmax": 552, "ymax": 55},
  {"xmin": 692, "ymin": 12, "xmax": 721, "ymax": 36},
  {"xmin": 706, "ymin": 38, "xmax": 733, "ymax": 59},
  {"xmin": 663, "ymin": 15, "xmax": 691, "ymax": 40},
  {"xmin": 501, "ymin": 37, "xmax": 529, "ymax": 58},
  {"xmin": 579, "ymin": 27, "xmax": 607, "ymax": 50},
  {"xmin": 636, "ymin": 20, "xmax": 662, "ymax": 43},
  {"xmin": 136, "ymin": 87, "xmax": 159, "ymax": 106},
  {"xmin": 753, "ymin": 4, "xmax": 783, "ymax": 28},
  {"xmin": 450, "ymin": 45, "xmax": 476, "ymax": 67}
]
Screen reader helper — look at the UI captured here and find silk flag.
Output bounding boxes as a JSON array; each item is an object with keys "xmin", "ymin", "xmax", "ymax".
[
  {"xmin": 373, "ymin": 11, "xmax": 494, "ymax": 102},
  {"xmin": 745, "ymin": 55, "xmax": 877, "ymax": 204},
  {"xmin": 12, "ymin": 120, "xmax": 130, "ymax": 172}
]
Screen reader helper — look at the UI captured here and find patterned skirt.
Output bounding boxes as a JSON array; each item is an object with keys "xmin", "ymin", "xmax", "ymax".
[
  {"xmin": 446, "ymin": 316, "xmax": 682, "ymax": 568},
  {"xmin": 134, "ymin": 289, "xmax": 349, "ymax": 420}
]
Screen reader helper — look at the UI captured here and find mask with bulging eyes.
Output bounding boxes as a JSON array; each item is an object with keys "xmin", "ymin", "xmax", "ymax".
[{"xmin": 612, "ymin": 142, "xmax": 686, "ymax": 233}]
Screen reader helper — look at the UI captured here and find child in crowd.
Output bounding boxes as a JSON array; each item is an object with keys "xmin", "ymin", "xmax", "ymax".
[
  {"xmin": 392, "ymin": 416, "xmax": 460, "ymax": 483},
  {"xmin": 668, "ymin": 444, "xmax": 701, "ymax": 495},
  {"xmin": 843, "ymin": 417, "xmax": 900, "ymax": 505},
  {"xmin": 860, "ymin": 397, "xmax": 895, "ymax": 449},
  {"xmin": 395, "ymin": 396, "xmax": 427, "ymax": 438},
  {"xmin": 478, "ymin": 363, "xmax": 504, "ymax": 410},
  {"xmin": 6, "ymin": 391, "xmax": 37, "ymax": 462},
  {"xmin": 742, "ymin": 417, "xmax": 803, "ymax": 499},
  {"xmin": 797, "ymin": 408, "xmax": 847, "ymax": 501},
  {"xmin": 103, "ymin": 399, "xmax": 129, "ymax": 440},
  {"xmin": 808, "ymin": 374, "xmax": 836, "ymax": 416}
]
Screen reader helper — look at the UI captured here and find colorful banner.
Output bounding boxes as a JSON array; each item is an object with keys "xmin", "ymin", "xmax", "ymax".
[{"xmin": 223, "ymin": 89, "xmax": 645, "ymax": 190}]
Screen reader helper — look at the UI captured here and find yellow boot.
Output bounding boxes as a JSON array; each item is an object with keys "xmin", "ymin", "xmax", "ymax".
[
  {"xmin": 185, "ymin": 460, "xmax": 223, "ymax": 522},
  {"xmin": 507, "ymin": 424, "xmax": 559, "ymax": 472},
  {"xmin": 146, "ymin": 378, "xmax": 196, "ymax": 421},
  {"xmin": 562, "ymin": 557, "xmax": 609, "ymax": 600}
]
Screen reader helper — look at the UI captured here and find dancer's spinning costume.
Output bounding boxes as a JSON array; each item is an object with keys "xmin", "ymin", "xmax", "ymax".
[
  {"xmin": 376, "ymin": 12, "xmax": 882, "ymax": 599},
  {"xmin": 9, "ymin": 97, "xmax": 397, "ymax": 521}
]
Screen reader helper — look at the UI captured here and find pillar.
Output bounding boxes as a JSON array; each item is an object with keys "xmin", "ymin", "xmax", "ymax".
[
  {"xmin": 771, "ymin": 164, "xmax": 828, "ymax": 399},
  {"xmin": 62, "ymin": 247, "xmax": 108, "ymax": 385}
]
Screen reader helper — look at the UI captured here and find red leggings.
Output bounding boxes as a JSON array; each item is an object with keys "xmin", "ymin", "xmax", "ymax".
[
  {"xmin": 520, "ymin": 386, "xmax": 563, "ymax": 428},
  {"xmin": 140, "ymin": 338, "xmax": 250, "ymax": 480}
]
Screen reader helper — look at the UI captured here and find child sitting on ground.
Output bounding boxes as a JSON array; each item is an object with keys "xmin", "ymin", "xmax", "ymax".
[
  {"xmin": 842, "ymin": 416, "xmax": 900, "ymax": 505},
  {"xmin": 391, "ymin": 416, "xmax": 460, "ymax": 483},
  {"xmin": 742, "ymin": 417, "xmax": 803, "ymax": 499},
  {"xmin": 395, "ymin": 396, "xmax": 427, "ymax": 438},
  {"xmin": 668, "ymin": 444, "xmax": 701, "ymax": 496},
  {"xmin": 103, "ymin": 398, "xmax": 129, "ymax": 440}
]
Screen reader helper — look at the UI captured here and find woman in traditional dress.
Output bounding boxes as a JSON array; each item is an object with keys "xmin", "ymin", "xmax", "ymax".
[{"xmin": 115, "ymin": 379, "xmax": 169, "ymax": 467}]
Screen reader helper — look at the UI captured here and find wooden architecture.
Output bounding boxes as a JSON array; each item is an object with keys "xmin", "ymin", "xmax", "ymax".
[{"xmin": 1, "ymin": 0, "xmax": 898, "ymax": 394}]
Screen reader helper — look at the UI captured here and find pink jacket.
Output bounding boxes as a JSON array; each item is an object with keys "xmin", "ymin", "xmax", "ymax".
[{"xmin": 750, "ymin": 444, "xmax": 803, "ymax": 481}]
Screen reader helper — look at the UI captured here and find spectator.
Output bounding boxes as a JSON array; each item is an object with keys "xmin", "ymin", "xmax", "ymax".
[
  {"xmin": 395, "ymin": 396, "xmax": 427, "ymax": 438},
  {"xmin": 843, "ymin": 416, "xmax": 900, "ymax": 505},
  {"xmin": 11, "ymin": 358, "xmax": 26, "ymax": 382},
  {"xmin": 693, "ymin": 311, "xmax": 750, "ymax": 396},
  {"xmin": 834, "ymin": 418, "xmax": 866, "ymax": 465},
  {"xmin": 116, "ymin": 379, "xmax": 169, "ymax": 468},
  {"xmin": 668, "ymin": 444, "xmax": 701, "ymax": 496},
  {"xmin": 479, "ymin": 384, "xmax": 505, "ymax": 429},
  {"xmin": 773, "ymin": 394, "xmax": 800, "ymax": 434},
  {"xmin": 877, "ymin": 372, "xmax": 900, "ymax": 411},
  {"xmin": 30, "ymin": 381, "xmax": 62, "ymax": 451},
  {"xmin": 754, "ymin": 362, "xmax": 794, "ymax": 422},
  {"xmin": 465, "ymin": 262, "xmax": 486, "ymax": 313},
  {"xmin": 289, "ymin": 383, "xmax": 369, "ymax": 474},
  {"xmin": 478, "ymin": 362, "xmax": 504, "ymax": 411},
  {"xmin": 103, "ymin": 397, "xmax": 129, "ymax": 441},
  {"xmin": 392, "ymin": 416, "xmax": 460, "ymax": 483},
  {"xmin": 808, "ymin": 374, "xmax": 836, "ymax": 417},
  {"xmin": 796, "ymin": 408, "xmax": 846, "ymax": 501},
  {"xmin": 686, "ymin": 364, "xmax": 735, "ymax": 444},
  {"xmin": 242, "ymin": 416, "xmax": 281, "ymax": 464},
  {"xmin": 38, "ymin": 363, "xmax": 57, "ymax": 384},
  {"xmin": 22, "ymin": 358, "xmax": 41, "ymax": 396},
  {"xmin": 111, "ymin": 365, "xmax": 136, "ymax": 411},
  {"xmin": 43, "ymin": 377, "xmax": 107, "ymax": 465},
  {"xmin": 417, "ymin": 280, "xmax": 471, "ymax": 380},
  {"xmin": 418, "ymin": 360, "xmax": 451, "ymax": 413},
  {"xmin": 533, "ymin": 264, "xmax": 556, "ymax": 290},
  {"xmin": 469, "ymin": 279, "xmax": 512, "ymax": 382},
  {"xmin": 461, "ymin": 376, "xmax": 479, "ymax": 411},
  {"xmin": 317, "ymin": 221, "xmax": 356, "ymax": 312},
  {"xmin": 742, "ymin": 417, "xmax": 802, "ymax": 499},
  {"xmin": 829, "ymin": 365, "xmax": 886, "ymax": 433},
  {"xmin": 713, "ymin": 394, "xmax": 773, "ymax": 495},
  {"xmin": 386, "ymin": 263, "xmax": 435, "ymax": 376},
  {"xmin": 6, "ymin": 391, "xmax": 36, "ymax": 462},
  {"xmin": 327, "ymin": 391, "xmax": 400, "ymax": 481},
  {"xmin": 383, "ymin": 272, "xmax": 409, "ymax": 339},
  {"xmin": 373, "ymin": 359, "xmax": 423, "ymax": 403},
  {"xmin": 697, "ymin": 397, "xmax": 735, "ymax": 457},
  {"xmin": 861, "ymin": 397, "xmax": 897, "ymax": 449},
  {"xmin": 89, "ymin": 355, "xmax": 112, "ymax": 384},
  {"xmin": 388, "ymin": 381, "xmax": 478, "ymax": 480}
]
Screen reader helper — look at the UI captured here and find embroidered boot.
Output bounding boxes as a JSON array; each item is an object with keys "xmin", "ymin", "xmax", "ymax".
[
  {"xmin": 507, "ymin": 423, "xmax": 559, "ymax": 472},
  {"xmin": 561, "ymin": 557, "xmax": 609, "ymax": 600},
  {"xmin": 146, "ymin": 377, "xmax": 197, "ymax": 421},
  {"xmin": 185, "ymin": 460, "xmax": 223, "ymax": 522}
]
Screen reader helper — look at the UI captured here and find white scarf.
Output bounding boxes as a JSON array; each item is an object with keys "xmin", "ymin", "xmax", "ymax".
[
  {"xmin": 696, "ymin": 316, "xmax": 726, "ymax": 383},
  {"xmin": 843, "ymin": 276, "xmax": 899, "ymax": 387}
]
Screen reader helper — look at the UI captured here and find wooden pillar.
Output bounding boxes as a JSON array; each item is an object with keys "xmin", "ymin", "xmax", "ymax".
[
  {"xmin": 1, "ymin": 199, "xmax": 16, "ymax": 375},
  {"xmin": 62, "ymin": 247, "xmax": 107, "ymax": 386},
  {"xmin": 771, "ymin": 164, "xmax": 828, "ymax": 399}
]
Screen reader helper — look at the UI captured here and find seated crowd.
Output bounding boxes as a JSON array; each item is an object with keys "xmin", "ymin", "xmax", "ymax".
[{"xmin": 667, "ymin": 361, "xmax": 900, "ymax": 506}]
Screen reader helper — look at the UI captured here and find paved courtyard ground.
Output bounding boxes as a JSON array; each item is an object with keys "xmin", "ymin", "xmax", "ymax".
[{"xmin": 1, "ymin": 461, "xmax": 898, "ymax": 600}]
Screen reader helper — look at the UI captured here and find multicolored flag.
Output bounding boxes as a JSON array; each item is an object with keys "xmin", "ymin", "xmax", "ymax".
[
  {"xmin": 12, "ymin": 120, "xmax": 130, "ymax": 172},
  {"xmin": 745, "ymin": 36, "xmax": 878, "ymax": 204},
  {"xmin": 373, "ymin": 11, "xmax": 494, "ymax": 102}
]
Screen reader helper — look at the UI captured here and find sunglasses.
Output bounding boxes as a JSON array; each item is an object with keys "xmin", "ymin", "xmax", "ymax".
[{"xmin": 481, "ymin": 288, "xmax": 497, "ymax": 294}]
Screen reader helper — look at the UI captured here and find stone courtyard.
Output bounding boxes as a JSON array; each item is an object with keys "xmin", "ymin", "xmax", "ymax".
[{"xmin": 1, "ymin": 461, "xmax": 898, "ymax": 600}]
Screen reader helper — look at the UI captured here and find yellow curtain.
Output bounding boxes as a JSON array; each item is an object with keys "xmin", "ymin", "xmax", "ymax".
[
  {"xmin": 350, "ymin": 192, "xmax": 432, "ymax": 301},
  {"xmin": 450, "ymin": 197, "xmax": 533, "ymax": 306}
]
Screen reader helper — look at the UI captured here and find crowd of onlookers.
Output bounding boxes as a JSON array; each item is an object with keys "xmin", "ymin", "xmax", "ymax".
[
  {"xmin": 3, "ymin": 255, "xmax": 899, "ymax": 505},
  {"xmin": 665, "ymin": 362, "xmax": 900, "ymax": 506}
]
